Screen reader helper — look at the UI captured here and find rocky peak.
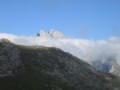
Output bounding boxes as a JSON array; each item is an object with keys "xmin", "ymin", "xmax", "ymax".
[
  {"xmin": 92, "ymin": 58, "xmax": 120, "ymax": 76},
  {"xmin": 37, "ymin": 30, "xmax": 48, "ymax": 38},
  {"xmin": 48, "ymin": 29, "xmax": 64, "ymax": 39},
  {"xmin": 109, "ymin": 60, "xmax": 120, "ymax": 76},
  {"xmin": 37, "ymin": 29, "xmax": 65, "ymax": 39}
]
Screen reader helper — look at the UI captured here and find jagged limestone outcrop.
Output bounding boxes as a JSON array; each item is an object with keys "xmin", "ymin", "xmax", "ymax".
[
  {"xmin": 37, "ymin": 29, "xmax": 65, "ymax": 39},
  {"xmin": 92, "ymin": 59, "xmax": 120, "ymax": 77}
]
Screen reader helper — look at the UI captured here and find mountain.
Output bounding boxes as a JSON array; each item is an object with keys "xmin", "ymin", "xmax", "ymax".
[
  {"xmin": 0, "ymin": 31, "xmax": 120, "ymax": 77},
  {"xmin": 0, "ymin": 39, "xmax": 120, "ymax": 90},
  {"xmin": 37, "ymin": 29, "xmax": 65, "ymax": 39},
  {"xmin": 36, "ymin": 30, "xmax": 120, "ymax": 77},
  {"xmin": 92, "ymin": 59, "xmax": 120, "ymax": 76}
]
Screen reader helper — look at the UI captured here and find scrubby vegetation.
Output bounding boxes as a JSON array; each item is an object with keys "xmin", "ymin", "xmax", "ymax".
[{"xmin": 0, "ymin": 39, "xmax": 120, "ymax": 90}]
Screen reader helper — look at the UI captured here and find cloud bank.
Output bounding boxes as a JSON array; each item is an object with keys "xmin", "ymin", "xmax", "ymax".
[{"xmin": 0, "ymin": 33, "xmax": 120, "ymax": 65}]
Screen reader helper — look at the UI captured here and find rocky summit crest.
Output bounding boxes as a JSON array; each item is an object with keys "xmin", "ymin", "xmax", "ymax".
[{"xmin": 37, "ymin": 29, "xmax": 65, "ymax": 39}]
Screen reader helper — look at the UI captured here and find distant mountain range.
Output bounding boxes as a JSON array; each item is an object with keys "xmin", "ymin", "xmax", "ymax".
[
  {"xmin": 0, "ymin": 39, "xmax": 120, "ymax": 90},
  {"xmin": 0, "ymin": 30, "xmax": 120, "ymax": 77}
]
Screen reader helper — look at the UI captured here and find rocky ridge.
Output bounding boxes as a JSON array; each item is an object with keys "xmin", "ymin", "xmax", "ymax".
[
  {"xmin": 0, "ymin": 39, "xmax": 120, "ymax": 90},
  {"xmin": 92, "ymin": 59, "xmax": 120, "ymax": 76},
  {"xmin": 37, "ymin": 29, "xmax": 65, "ymax": 39}
]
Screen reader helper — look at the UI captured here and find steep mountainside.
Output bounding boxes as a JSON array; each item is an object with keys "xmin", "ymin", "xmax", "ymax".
[
  {"xmin": 92, "ymin": 59, "xmax": 120, "ymax": 76},
  {"xmin": 0, "ymin": 39, "xmax": 120, "ymax": 90},
  {"xmin": 0, "ymin": 32, "xmax": 120, "ymax": 77}
]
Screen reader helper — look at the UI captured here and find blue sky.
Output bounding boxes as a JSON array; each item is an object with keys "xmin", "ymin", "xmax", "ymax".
[{"xmin": 0, "ymin": 0, "xmax": 120, "ymax": 39}]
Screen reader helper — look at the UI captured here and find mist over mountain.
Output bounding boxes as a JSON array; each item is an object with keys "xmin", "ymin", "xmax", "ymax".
[
  {"xmin": 0, "ymin": 39, "xmax": 120, "ymax": 90},
  {"xmin": 0, "ymin": 30, "xmax": 120, "ymax": 76}
]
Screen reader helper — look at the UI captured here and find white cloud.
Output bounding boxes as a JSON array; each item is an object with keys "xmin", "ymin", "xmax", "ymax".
[{"xmin": 0, "ymin": 33, "xmax": 120, "ymax": 65}]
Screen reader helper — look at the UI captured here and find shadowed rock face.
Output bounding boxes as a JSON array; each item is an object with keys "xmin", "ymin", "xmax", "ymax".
[
  {"xmin": 92, "ymin": 59, "xmax": 120, "ymax": 77},
  {"xmin": 0, "ymin": 39, "xmax": 120, "ymax": 90}
]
